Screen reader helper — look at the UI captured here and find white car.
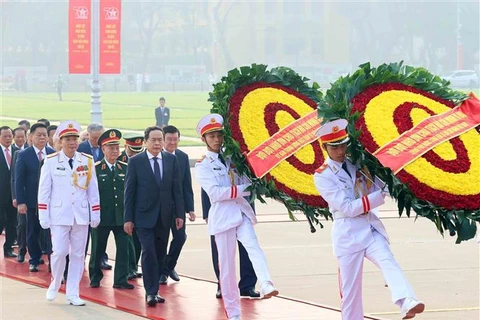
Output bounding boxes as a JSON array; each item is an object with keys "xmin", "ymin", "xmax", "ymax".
[{"xmin": 443, "ymin": 70, "xmax": 479, "ymax": 88}]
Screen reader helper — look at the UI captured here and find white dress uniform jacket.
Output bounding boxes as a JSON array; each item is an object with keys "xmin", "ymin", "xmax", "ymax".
[
  {"xmin": 195, "ymin": 151, "xmax": 255, "ymax": 235},
  {"xmin": 314, "ymin": 157, "xmax": 388, "ymax": 257},
  {"xmin": 38, "ymin": 151, "xmax": 100, "ymax": 226}
]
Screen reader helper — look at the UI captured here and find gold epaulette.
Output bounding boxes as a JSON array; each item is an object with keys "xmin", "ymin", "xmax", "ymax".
[
  {"xmin": 315, "ymin": 162, "xmax": 328, "ymax": 174},
  {"xmin": 46, "ymin": 152, "xmax": 59, "ymax": 159},
  {"xmin": 196, "ymin": 155, "xmax": 206, "ymax": 163},
  {"xmin": 94, "ymin": 161, "xmax": 102, "ymax": 166},
  {"xmin": 118, "ymin": 160, "xmax": 128, "ymax": 166},
  {"xmin": 81, "ymin": 152, "xmax": 93, "ymax": 159}
]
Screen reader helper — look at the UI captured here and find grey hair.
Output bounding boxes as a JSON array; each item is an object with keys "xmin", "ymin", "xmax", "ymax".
[{"xmin": 87, "ymin": 123, "xmax": 104, "ymax": 133}]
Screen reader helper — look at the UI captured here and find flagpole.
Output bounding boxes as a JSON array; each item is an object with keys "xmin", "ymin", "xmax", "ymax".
[{"xmin": 90, "ymin": 0, "xmax": 102, "ymax": 124}]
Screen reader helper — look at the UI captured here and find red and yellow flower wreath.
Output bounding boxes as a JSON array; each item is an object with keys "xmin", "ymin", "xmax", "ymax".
[
  {"xmin": 209, "ymin": 65, "xmax": 330, "ymax": 226},
  {"xmin": 318, "ymin": 62, "xmax": 480, "ymax": 242}
]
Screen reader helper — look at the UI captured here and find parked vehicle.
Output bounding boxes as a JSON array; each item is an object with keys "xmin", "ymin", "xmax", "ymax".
[{"xmin": 443, "ymin": 70, "xmax": 479, "ymax": 88}]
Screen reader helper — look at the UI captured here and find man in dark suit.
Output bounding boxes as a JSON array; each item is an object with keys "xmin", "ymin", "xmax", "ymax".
[
  {"xmin": 77, "ymin": 122, "xmax": 110, "ymax": 270},
  {"xmin": 201, "ymin": 189, "xmax": 260, "ymax": 299},
  {"xmin": 159, "ymin": 125, "xmax": 195, "ymax": 284},
  {"xmin": 124, "ymin": 126, "xmax": 184, "ymax": 306},
  {"xmin": 15, "ymin": 123, "xmax": 55, "ymax": 271},
  {"xmin": 117, "ymin": 133, "xmax": 145, "ymax": 280},
  {"xmin": 77, "ymin": 123, "xmax": 104, "ymax": 162},
  {"xmin": 154, "ymin": 97, "xmax": 170, "ymax": 128},
  {"xmin": 0, "ymin": 126, "xmax": 18, "ymax": 258}
]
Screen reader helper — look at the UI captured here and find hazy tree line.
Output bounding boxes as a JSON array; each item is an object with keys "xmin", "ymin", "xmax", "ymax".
[{"xmin": 1, "ymin": 1, "xmax": 479, "ymax": 79}]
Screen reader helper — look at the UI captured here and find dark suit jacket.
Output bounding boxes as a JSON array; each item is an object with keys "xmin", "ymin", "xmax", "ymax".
[
  {"xmin": 77, "ymin": 140, "xmax": 104, "ymax": 161},
  {"xmin": 15, "ymin": 146, "xmax": 55, "ymax": 209},
  {"xmin": 0, "ymin": 145, "xmax": 18, "ymax": 206},
  {"xmin": 155, "ymin": 107, "xmax": 170, "ymax": 127},
  {"xmin": 124, "ymin": 150, "xmax": 185, "ymax": 229},
  {"xmin": 175, "ymin": 149, "xmax": 194, "ymax": 213}
]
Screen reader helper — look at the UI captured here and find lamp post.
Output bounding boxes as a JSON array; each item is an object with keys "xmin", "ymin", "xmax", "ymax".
[
  {"xmin": 456, "ymin": 1, "xmax": 462, "ymax": 70},
  {"xmin": 90, "ymin": 0, "xmax": 102, "ymax": 123}
]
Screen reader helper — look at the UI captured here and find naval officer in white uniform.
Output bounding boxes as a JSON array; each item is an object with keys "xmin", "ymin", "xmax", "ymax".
[
  {"xmin": 38, "ymin": 120, "xmax": 100, "ymax": 306},
  {"xmin": 195, "ymin": 114, "xmax": 278, "ymax": 320},
  {"xmin": 313, "ymin": 119, "xmax": 424, "ymax": 320}
]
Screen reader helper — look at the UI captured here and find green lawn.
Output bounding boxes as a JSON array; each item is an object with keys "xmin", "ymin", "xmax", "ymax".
[{"xmin": 1, "ymin": 91, "xmax": 212, "ymax": 145}]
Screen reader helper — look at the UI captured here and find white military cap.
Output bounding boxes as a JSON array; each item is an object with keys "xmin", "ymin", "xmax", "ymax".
[
  {"xmin": 56, "ymin": 120, "xmax": 81, "ymax": 139},
  {"xmin": 196, "ymin": 113, "xmax": 224, "ymax": 136},
  {"xmin": 315, "ymin": 119, "xmax": 350, "ymax": 146}
]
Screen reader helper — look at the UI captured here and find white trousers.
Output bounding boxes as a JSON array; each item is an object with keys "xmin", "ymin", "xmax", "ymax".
[
  {"xmin": 215, "ymin": 214, "xmax": 272, "ymax": 319},
  {"xmin": 337, "ymin": 230, "xmax": 416, "ymax": 320},
  {"xmin": 49, "ymin": 223, "xmax": 89, "ymax": 297}
]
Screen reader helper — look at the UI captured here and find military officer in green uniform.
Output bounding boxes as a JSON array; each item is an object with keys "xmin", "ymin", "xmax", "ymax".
[
  {"xmin": 117, "ymin": 132, "xmax": 145, "ymax": 163},
  {"xmin": 117, "ymin": 132, "xmax": 145, "ymax": 280},
  {"xmin": 89, "ymin": 129, "xmax": 134, "ymax": 289}
]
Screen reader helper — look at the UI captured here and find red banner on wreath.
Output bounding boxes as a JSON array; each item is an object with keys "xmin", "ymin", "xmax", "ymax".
[
  {"xmin": 68, "ymin": 0, "xmax": 91, "ymax": 74},
  {"xmin": 99, "ymin": 0, "xmax": 121, "ymax": 74},
  {"xmin": 375, "ymin": 93, "xmax": 480, "ymax": 174},
  {"xmin": 246, "ymin": 110, "xmax": 321, "ymax": 178}
]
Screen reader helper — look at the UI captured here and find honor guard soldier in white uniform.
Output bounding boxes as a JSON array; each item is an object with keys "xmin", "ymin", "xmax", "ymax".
[
  {"xmin": 38, "ymin": 120, "xmax": 101, "ymax": 306},
  {"xmin": 313, "ymin": 119, "xmax": 424, "ymax": 320},
  {"xmin": 195, "ymin": 114, "xmax": 278, "ymax": 320}
]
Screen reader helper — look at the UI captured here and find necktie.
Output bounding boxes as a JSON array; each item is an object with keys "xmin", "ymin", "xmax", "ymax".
[
  {"xmin": 5, "ymin": 148, "xmax": 11, "ymax": 167},
  {"xmin": 111, "ymin": 165, "xmax": 115, "ymax": 175},
  {"xmin": 153, "ymin": 157, "xmax": 161, "ymax": 181},
  {"xmin": 342, "ymin": 162, "xmax": 352, "ymax": 178},
  {"xmin": 92, "ymin": 147, "xmax": 99, "ymax": 161},
  {"xmin": 218, "ymin": 153, "xmax": 226, "ymax": 167},
  {"xmin": 68, "ymin": 158, "xmax": 73, "ymax": 169},
  {"xmin": 38, "ymin": 151, "xmax": 43, "ymax": 161}
]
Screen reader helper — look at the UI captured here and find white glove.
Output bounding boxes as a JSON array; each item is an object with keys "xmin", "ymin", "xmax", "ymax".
[
  {"xmin": 39, "ymin": 220, "xmax": 50, "ymax": 229},
  {"xmin": 237, "ymin": 184, "xmax": 252, "ymax": 197},
  {"xmin": 90, "ymin": 219, "xmax": 100, "ymax": 228}
]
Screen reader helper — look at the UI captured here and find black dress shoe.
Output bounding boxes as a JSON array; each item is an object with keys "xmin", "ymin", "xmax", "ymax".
[
  {"xmin": 155, "ymin": 294, "xmax": 165, "ymax": 303},
  {"xmin": 146, "ymin": 294, "xmax": 157, "ymax": 307},
  {"xmin": 113, "ymin": 282, "xmax": 134, "ymax": 289},
  {"xmin": 216, "ymin": 288, "xmax": 222, "ymax": 299},
  {"xmin": 100, "ymin": 260, "xmax": 112, "ymax": 270},
  {"xmin": 127, "ymin": 272, "xmax": 137, "ymax": 280},
  {"xmin": 39, "ymin": 258, "xmax": 45, "ymax": 265},
  {"xmin": 90, "ymin": 282, "xmax": 100, "ymax": 288},
  {"xmin": 136, "ymin": 272, "xmax": 142, "ymax": 278},
  {"xmin": 169, "ymin": 269, "xmax": 180, "ymax": 282},
  {"xmin": 240, "ymin": 288, "xmax": 261, "ymax": 298},
  {"xmin": 4, "ymin": 251, "xmax": 17, "ymax": 258},
  {"xmin": 17, "ymin": 254, "xmax": 25, "ymax": 263},
  {"xmin": 29, "ymin": 264, "xmax": 39, "ymax": 272},
  {"xmin": 159, "ymin": 274, "xmax": 168, "ymax": 285}
]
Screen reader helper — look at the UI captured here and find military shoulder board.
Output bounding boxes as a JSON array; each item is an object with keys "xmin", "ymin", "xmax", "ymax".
[
  {"xmin": 196, "ymin": 155, "xmax": 206, "ymax": 163},
  {"xmin": 118, "ymin": 160, "xmax": 128, "ymax": 166},
  {"xmin": 315, "ymin": 163, "xmax": 329, "ymax": 174},
  {"xmin": 47, "ymin": 152, "xmax": 59, "ymax": 159},
  {"xmin": 94, "ymin": 161, "xmax": 102, "ymax": 167},
  {"xmin": 81, "ymin": 152, "xmax": 93, "ymax": 159}
]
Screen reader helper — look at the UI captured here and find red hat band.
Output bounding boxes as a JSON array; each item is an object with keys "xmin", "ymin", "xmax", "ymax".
[
  {"xmin": 201, "ymin": 123, "xmax": 222, "ymax": 136},
  {"xmin": 320, "ymin": 129, "xmax": 348, "ymax": 144}
]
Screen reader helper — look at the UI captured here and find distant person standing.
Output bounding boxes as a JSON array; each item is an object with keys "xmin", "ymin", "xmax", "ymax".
[
  {"xmin": 136, "ymin": 73, "xmax": 143, "ymax": 92},
  {"xmin": 38, "ymin": 120, "xmax": 100, "ymax": 306},
  {"xmin": 155, "ymin": 97, "xmax": 170, "ymax": 128},
  {"xmin": 55, "ymin": 75, "xmax": 64, "ymax": 101}
]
